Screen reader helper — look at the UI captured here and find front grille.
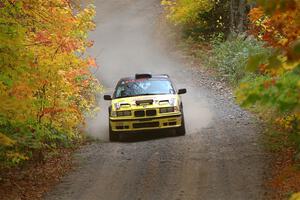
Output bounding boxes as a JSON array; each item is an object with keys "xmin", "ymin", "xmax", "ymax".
[
  {"xmin": 133, "ymin": 122, "xmax": 159, "ymax": 129},
  {"xmin": 134, "ymin": 110, "xmax": 145, "ymax": 117},
  {"xmin": 169, "ymin": 122, "xmax": 177, "ymax": 126},
  {"xmin": 146, "ymin": 109, "xmax": 157, "ymax": 116},
  {"xmin": 134, "ymin": 109, "xmax": 157, "ymax": 117},
  {"xmin": 116, "ymin": 125, "xmax": 129, "ymax": 130}
]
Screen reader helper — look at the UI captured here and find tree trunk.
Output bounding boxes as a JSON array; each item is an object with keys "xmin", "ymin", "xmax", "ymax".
[
  {"xmin": 237, "ymin": 0, "xmax": 246, "ymax": 32},
  {"xmin": 230, "ymin": 0, "xmax": 236, "ymax": 33},
  {"xmin": 229, "ymin": 0, "xmax": 249, "ymax": 34}
]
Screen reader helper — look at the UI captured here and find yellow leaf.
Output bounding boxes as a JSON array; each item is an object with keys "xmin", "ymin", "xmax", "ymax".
[
  {"xmin": 282, "ymin": 61, "xmax": 299, "ymax": 71},
  {"xmin": 0, "ymin": 133, "xmax": 16, "ymax": 147},
  {"xmin": 278, "ymin": 38, "xmax": 289, "ymax": 46},
  {"xmin": 289, "ymin": 192, "xmax": 300, "ymax": 200}
]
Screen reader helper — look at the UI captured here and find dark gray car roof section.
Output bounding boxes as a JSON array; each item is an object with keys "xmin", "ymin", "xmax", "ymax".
[{"xmin": 119, "ymin": 74, "xmax": 170, "ymax": 82}]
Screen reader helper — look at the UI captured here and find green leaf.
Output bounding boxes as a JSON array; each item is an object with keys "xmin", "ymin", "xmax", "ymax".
[
  {"xmin": 293, "ymin": 40, "xmax": 300, "ymax": 54},
  {"xmin": 267, "ymin": 54, "xmax": 282, "ymax": 69},
  {"xmin": 246, "ymin": 53, "xmax": 265, "ymax": 72},
  {"xmin": 0, "ymin": 74, "xmax": 13, "ymax": 87}
]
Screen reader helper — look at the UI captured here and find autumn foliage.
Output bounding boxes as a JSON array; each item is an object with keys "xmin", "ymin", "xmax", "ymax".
[
  {"xmin": 248, "ymin": 2, "xmax": 300, "ymax": 59},
  {"xmin": 161, "ymin": 0, "xmax": 215, "ymax": 25},
  {"xmin": 234, "ymin": 2, "xmax": 300, "ymax": 197},
  {"xmin": 0, "ymin": 0, "xmax": 100, "ymax": 166},
  {"xmin": 236, "ymin": 0, "xmax": 300, "ymax": 141}
]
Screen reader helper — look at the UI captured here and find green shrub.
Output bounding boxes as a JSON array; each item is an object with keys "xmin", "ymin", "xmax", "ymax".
[
  {"xmin": 0, "ymin": 115, "xmax": 77, "ymax": 167},
  {"xmin": 207, "ymin": 34, "xmax": 270, "ymax": 84}
]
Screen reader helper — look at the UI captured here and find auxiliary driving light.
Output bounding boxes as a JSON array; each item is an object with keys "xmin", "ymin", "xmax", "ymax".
[
  {"xmin": 117, "ymin": 110, "xmax": 132, "ymax": 117},
  {"xmin": 159, "ymin": 107, "xmax": 175, "ymax": 113}
]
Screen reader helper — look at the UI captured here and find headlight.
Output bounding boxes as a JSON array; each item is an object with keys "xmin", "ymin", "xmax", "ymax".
[
  {"xmin": 114, "ymin": 103, "xmax": 121, "ymax": 110},
  {"xmin": 169, "ymin": 98, "xmax": 176, "ymax": 106},
  {"xmin": 117, "ymin": 110, "xmax": 132, "ymax": 117},
  {"xmin": 160, "ymin": 107, "xmax": 175, "ymax": 113}
]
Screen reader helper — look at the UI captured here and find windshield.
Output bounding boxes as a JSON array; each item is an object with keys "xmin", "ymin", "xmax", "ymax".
[{"xmin": 114, "ymin": 79, "xmax": 175, "ymax": 98}]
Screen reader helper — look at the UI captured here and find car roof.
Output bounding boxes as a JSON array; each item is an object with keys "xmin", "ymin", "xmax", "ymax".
[{"xmin": 119, "ymin": 74, "xmax": 170, "ymax": 82}]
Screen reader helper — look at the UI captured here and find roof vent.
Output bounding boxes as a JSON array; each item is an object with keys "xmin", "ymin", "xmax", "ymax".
[{"xmin": 135, "ymin": 73, "xmax": 152, "ymax": 79}]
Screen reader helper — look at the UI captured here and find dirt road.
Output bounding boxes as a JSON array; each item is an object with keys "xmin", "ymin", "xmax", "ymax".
[{"xmin": 45, "ymin": 0, "xmax": 268, "ymax": 199}]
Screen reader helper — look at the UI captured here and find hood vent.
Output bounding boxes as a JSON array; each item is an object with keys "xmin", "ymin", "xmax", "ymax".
[
  {"xmin": 136, "ymin": 99, "xmax": 153, "ymax": 106},
  {"xmin": 120, "ymin": 103, "xmax": 131, "ymax": 108},
  {"xmin": 159, "ymin": 100, "xmax": 169, "ymax": 104}
]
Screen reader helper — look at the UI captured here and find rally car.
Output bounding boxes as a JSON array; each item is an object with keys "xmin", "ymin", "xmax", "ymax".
[{"xmin": 104, "ymin": 73, "xmax": 187, "ymax": 141}]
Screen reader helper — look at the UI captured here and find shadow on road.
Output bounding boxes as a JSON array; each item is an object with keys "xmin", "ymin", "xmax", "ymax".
[{"xmin": 117, "ymin": 129, "xmax": 181, "ymax": 143}]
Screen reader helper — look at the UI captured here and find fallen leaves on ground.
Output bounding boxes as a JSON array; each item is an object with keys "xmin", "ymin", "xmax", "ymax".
[
  {"xmin": 267, "ymin": 148, "xmax": 300, "ymax": 200},
  {"xmin": 0, "ymin": 148, "xmax": 76, "ymax": 200}
]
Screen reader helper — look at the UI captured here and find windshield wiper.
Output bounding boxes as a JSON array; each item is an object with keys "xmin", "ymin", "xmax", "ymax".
[
  {"xmin": 139, "ymin": 93, "xmax": 156, "ymax": 96},
  {"xmin": 116, "ymin": 93, "xmax": 154, "ymax": 98}
]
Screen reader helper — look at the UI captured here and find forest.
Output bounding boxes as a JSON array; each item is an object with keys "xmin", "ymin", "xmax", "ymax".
[{"xmin": 0, "ymin": 0, "xmax": 299, "ymax": 199}]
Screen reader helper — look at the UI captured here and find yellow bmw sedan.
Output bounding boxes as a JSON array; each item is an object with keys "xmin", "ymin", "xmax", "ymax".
[{"xmin": 104, "ymin": 74, "xmax": 187, "ymax": 141}]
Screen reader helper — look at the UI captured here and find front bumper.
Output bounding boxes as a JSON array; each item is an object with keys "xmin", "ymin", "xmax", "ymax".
[{"xmin": 110, "ymin": 114, "xmax": 182, "ymax": 132}]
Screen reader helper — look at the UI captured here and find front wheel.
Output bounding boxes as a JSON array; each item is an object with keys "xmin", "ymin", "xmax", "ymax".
[
  {"xmin": 109, "ymin": 122, "xmax": 119, "ymax": 141},
  {"xmin": 176, "ymin": 114, "xmax": 186, "ymax": 136}
]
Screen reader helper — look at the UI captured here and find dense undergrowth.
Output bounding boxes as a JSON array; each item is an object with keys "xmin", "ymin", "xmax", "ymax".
[
  {"xmin": 210, "ymin": 35, "xmax": 300, "ymax": 162},
  {"xmin": 207, "ymin": 34, "xmax": 270, "ymax": 84}
]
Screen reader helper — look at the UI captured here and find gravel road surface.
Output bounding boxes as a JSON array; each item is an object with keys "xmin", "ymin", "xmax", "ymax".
[{"xmin": 45, "ymin": 0, "xmax": 268, "ymax": 199}]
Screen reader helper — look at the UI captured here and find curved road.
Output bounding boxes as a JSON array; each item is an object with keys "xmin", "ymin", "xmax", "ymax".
[{"xmin": 45, "ymin": 0, "xmax": 267, "ymax": 199}]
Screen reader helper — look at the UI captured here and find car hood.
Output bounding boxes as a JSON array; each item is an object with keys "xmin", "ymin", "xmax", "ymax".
[{"xmin": 111, "ymin": 94, "xmax": 179, "ymax": 110}]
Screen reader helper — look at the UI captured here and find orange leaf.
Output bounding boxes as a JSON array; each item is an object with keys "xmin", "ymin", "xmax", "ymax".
[{"xmin": 87, "ymin": 57, "xmax": 97, "ymax": 67}]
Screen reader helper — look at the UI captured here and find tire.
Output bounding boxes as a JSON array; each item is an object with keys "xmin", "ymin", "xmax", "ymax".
[
  {"xmin": 176, "ymin": 113, "xmax": 186, "ymax": 136},
  {"xmin": 109, "ymin": 122, "xmax": 119, "ymax": 141}
]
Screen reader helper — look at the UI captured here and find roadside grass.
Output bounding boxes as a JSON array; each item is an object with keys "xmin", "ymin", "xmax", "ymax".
[
  {"xmin": 175, "ymin": 33, "xmax": 270, "ymax": 86},
  {"xmin": 206, "ymin": 34, "xmax": 270, "ymax": 85}
]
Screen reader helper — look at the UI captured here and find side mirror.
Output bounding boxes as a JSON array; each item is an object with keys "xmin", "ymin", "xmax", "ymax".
[
  {"xmin": 178, "ymin": 88, "xmax": 187, "ymax": 95},
  {"xmin": 104, "ymin": 95, "xmax": 112, "ymax": 101}
]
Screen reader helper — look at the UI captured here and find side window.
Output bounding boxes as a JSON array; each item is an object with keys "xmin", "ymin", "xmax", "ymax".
[
  {"xmin": 115, "ymin": 85, "xmax": 124, "ymax": 97},
  {"xmin": 114, "ymin": 81, "xmax": 124, "ymax": 98}
]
